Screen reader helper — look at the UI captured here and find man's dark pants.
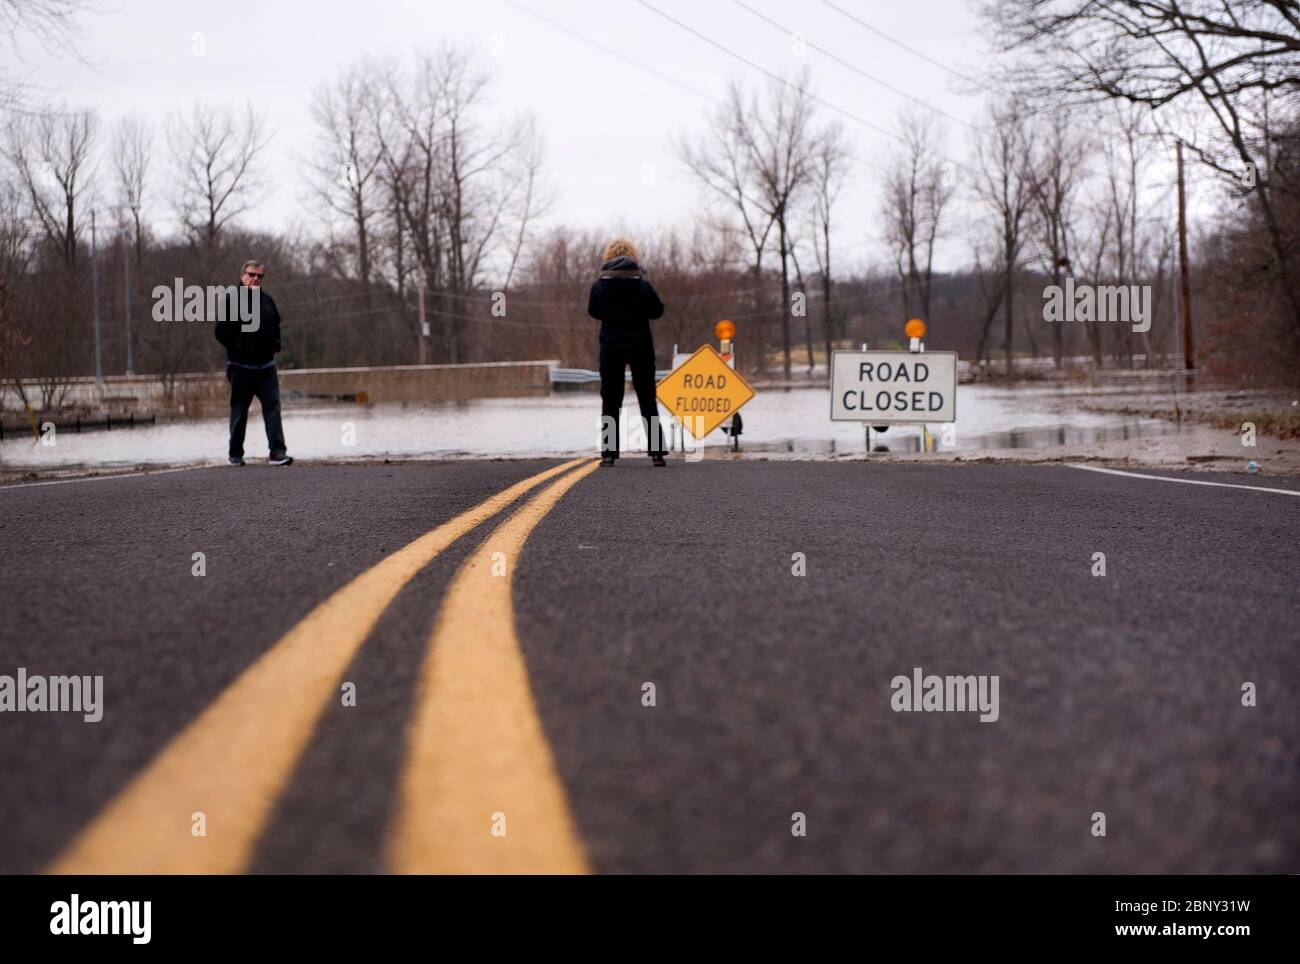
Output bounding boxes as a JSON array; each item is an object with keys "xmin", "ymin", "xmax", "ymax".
[
  {"xmin": 227, "ymin": 363, "xmax": 287, "ymax": 459},
  {"xmin": 599, "ymin": 337, "xmax": 664, "ymax": 458}
]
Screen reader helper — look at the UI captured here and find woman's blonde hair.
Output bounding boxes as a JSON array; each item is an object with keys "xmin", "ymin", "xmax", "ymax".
[{"xmin": 602, "ymin": 238, "xmax": 639, "ymax": 262}]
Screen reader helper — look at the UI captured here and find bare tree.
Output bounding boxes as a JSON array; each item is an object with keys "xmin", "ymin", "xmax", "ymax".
[
  {"xmin": 983, "ymin": 0, "xmax": 1300, "ymax": 338},
  {"xmin": 1099, "ymin": 102, "xmax": 1158, "ymax": 367},
  {"xmin": 782, "ymin": 214, "xmax": 820, "ymax": 370},
  {"xmin": 438, "ymin": 54, "xmax": 543, "ymax": 304},
  {"xmin": 677, "ymin": 81, "xmax": 776, "ymax": 277},
  {"xmin": 0, "ymin": 176, "xmax": 33, "ymax": 388},
  {"xmin": 971, "ymin": 243, "xmax": 1010, "ymax": 367},
  {"xmin": 1074, "ymin": 206, "xmax": 1112, "ymax": 366},
  {"xmin": 1031, "ymin": 108, "xmax": 1086, "ymax": 368},
  {"xmin": 1146, "ymin": 223, "xmax": 1178, "ymax": 364},
  {"xmin": 111, "ymin": 115, "xmax": 150, "ymax": 263},
  {"xmin": 972, "ymin": 97, "xmax": 1040, "ymax": 374},
  {"xmin": 0, "ymin": 151, "xmax": 82, "ymax": 400},
  {"xmin": 501, "ymin": 114, "xmax": 550, "ymax": 291},
  {"xmin": 0, "ymin": 0, "xmax": 96, "ymax": 111},
  {"xmin": 808, "ymin": 120, "xmax": 850, "ymax": 368},
  {"xmin": 375, "ymin": 54, "xmax": 445, "ymax": 306},
  {"xmin": 880, "ymin": 109, "xmax": 953, "ymax": 326},
  {"xmin": 677, "ymin": 80, "xmax": 777, "ymax": 367},
  {"xmin": 4, "ymin": 105, "xmax": 98, "ymax": 270},
  {"xmin": 741, "ymin": 71, "xmax": 818, "ymax": 379},
  {"xmin": 373, "ymin": 44, "xmax": 547, "ymax": 362},
  {"xmin": 168, "ymin": 102, "xmax": 266, "ymax": 249},
  {"xmin": 306, "ymin": 63, "xmax": 384, "ymax": 305}
]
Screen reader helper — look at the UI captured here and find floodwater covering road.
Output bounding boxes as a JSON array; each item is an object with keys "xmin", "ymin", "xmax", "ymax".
[{"xmin": 0, "ymin": 384, "xmax": 1181, "ymax": 469}]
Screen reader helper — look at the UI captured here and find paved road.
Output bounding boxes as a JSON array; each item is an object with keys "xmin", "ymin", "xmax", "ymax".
[{"xmin": 0, "ymin": 459, "xmax": 1296, "ymax": 873}]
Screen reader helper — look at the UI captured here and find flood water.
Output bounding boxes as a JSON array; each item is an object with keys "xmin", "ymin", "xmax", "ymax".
[{"xmin": 0, "ymin": 384, "xmax": 1183, "ymax": 469}]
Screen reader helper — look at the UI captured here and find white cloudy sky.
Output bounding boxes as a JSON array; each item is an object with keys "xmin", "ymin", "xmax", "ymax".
[{"xmin": 18, "ymin": 0, "xmax": 1003, "ymax": 272}]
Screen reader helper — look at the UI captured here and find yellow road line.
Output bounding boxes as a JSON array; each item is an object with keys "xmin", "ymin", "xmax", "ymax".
[
  {"xmin": 49, "ymin": 459, "xmax": 590, "ymax": 875},
  {"xmin": 388, "ymin": 460, "xmax": 601, "ymax": 874}
]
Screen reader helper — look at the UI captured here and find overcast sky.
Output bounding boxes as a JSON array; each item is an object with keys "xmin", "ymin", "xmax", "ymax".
[{"xmin": 20, "ymin": 0, "xmax": 1006, "ymax": 272}]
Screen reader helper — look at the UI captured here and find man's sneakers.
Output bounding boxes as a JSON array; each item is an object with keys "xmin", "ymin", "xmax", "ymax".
[
  {"xmin": 652, "ymin": 455, "xmax": 667, "ymax": 467},
  {"xmin": 229, "ymin": 454, "xmax": 293, "ymax": 466}
]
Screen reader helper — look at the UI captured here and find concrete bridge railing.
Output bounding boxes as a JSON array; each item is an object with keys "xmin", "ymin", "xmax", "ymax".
[{"xmin": 1, "ymin": 360, "xmax": 560, "ymax": 416}]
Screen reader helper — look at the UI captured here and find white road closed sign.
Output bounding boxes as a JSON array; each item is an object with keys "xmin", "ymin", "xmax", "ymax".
[{"xmin": 830, "ymin": 350, "xmax": 957, "ymax": 423}]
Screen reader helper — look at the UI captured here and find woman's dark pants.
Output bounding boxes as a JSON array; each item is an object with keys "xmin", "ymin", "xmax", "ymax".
[{"xmin": 599, "ymin": 338, "xmax": 665, "ymax": 458}]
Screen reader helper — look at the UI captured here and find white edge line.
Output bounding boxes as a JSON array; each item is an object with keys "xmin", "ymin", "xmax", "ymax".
[
  {"xmin": 0, "ymin": 463, "xmax": 214, "ymax": 491},
  {"xmin": 1065, "ymin": 463, "xmax": 1300, "ymax": 497}
]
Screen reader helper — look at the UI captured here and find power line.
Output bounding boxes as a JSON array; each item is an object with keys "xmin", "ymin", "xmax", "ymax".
[
  {"xmin": 729, "ymin": 0, "xmax": 982, "ymax": 132},
  {"xmin": 303, "ymin": 304, "xmax": 597, "ymax": 328},
  {"xmin": 817, "ymin": 0, "xmax": 996, "ymax": 95},
  {"xmin": 277, "ymin": 275, "xmax": 786, "ymax": 313},
  {"xmin": 630, "ymin": 0, "xmax": 982, "ymax": 177},
  {"xmin": 631, "ymin": 0, "xmax": 902, "ymax": 151},
  {"xmin": 501, "ymin": 0, "xmax": 725, "ymax": 106},
  {"xmin": 294, "ymin": 248, "xmax": 1123, "ymax": 326}
]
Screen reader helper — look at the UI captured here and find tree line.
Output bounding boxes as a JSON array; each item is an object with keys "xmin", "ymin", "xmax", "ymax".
[{"xmin": 1, "ymin": 1, "xmax": 1296, "ymax": 407}]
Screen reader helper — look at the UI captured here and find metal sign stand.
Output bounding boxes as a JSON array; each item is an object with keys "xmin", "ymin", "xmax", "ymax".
[
  {"xmin": 719, "ymin": 332, "xmax": 738, "ymax": 452},
  {"xmin": 860, "ymin": 342, "xmax": 871, "ymax": 456},
  {"xmin": 910, "ymin": 335, "xmax": 931, "ymax": 453}
]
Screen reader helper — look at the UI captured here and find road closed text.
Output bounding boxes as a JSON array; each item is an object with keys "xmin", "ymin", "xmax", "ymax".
[
  {"xmin": 830, "ymin": 351, "xmax": 957, "ymax": 423},
  {"xmin": 844, "ymin": 389, "xmax": 944, "ymax": 413},
  {"xmin": 843, "ymin": 361, "xmax": 943, "ymax": 414}
]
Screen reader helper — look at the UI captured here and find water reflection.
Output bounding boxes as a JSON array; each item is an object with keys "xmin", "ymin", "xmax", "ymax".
[
  {"xmin": 0, "ymin": 385, "xmax": 1180, "ymax": 469},
  {"xmin": 733, "ymin": 417, "xmax": 1178, "ymax": 456}
]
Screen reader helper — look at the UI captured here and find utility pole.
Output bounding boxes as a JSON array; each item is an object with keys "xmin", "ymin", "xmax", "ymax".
[
  {"xmin": 91, "ymin": 209, "xmax": 103, "ymax": 383},
  {"xmin": 1176, "ymin": 141, "xmax": 1195, "ymax": 371},
  {"xmin": 124, "ymin": 208, "xmax": 137, "ymax": 375},
  {"xmin": 418, "ymin": 283, "xmax": 428, "ymax": 364}
]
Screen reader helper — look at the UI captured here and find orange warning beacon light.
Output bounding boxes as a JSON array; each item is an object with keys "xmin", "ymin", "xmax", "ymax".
[
  {"xmin": 715, "ymin": 319, "xmax": 736, "ymax": 341},
  {"xmin": 905, "ymin": 318, "xmax": 927, "ymax": 340}
]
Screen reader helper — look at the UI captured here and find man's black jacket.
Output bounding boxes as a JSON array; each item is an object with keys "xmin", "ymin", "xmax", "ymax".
[{"xmin": 214, "ymin": 287, "xmax": 282, "ymax": 366}]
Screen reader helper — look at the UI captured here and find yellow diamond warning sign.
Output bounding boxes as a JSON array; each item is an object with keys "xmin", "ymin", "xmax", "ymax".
[{"xmin": 656, "ymin": 344, "xmax": 756, "ymax": 439}]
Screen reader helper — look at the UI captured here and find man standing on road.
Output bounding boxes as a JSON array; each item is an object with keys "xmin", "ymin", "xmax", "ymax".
[{"xmin": 215, "ymin": 259, "xmax": 293, "ymax": 466}]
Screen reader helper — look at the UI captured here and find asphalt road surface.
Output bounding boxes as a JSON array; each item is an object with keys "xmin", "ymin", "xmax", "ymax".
[{"xmin": 1, "ymin": 458, "xmax": 1296, "ymax": 874}]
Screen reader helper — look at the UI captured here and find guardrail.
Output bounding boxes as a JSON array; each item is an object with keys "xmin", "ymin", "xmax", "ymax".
[
  {"xmin": 0, "ymin": 412, "xmax": 157, "ymax": 440},
  {"xmin": 550, "ymin": 368, "xmax": 672, "ymax": 385}
]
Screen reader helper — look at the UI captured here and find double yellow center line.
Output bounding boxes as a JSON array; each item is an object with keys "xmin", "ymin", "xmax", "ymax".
[
  {"xmin": 51, "ymin": 459, "xmax": 598, "ymax": 875},
  {"xmin": 389, "ymin": 462, "xmax": 597, "ymax": 873}
]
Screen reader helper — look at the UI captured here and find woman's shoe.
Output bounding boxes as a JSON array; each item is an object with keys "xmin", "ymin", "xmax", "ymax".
[
  {"xmin": 601, "ymin": 455, "xmax": 616, "ymax": 467},
  {"xmin": 652, "ymin": 455, "xmax": 667, "ymax": 467}
]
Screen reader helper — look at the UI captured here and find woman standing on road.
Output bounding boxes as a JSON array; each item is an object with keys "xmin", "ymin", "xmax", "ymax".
[{"xmin": 587, "ymin": 239, "xmax": 667, "ymax": 467}]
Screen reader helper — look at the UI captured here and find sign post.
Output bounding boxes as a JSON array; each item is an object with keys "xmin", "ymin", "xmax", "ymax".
[
  {"xmin": 904, "ymin": 318, "xmax": 931, "ymax": 452},
  {"xmin": 834, "ymin": 320, "xmax": 954, "ymax": 455},
  {"xmin": 714, "ymin": 320, "xmax": 742, "ymax": 450}
]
